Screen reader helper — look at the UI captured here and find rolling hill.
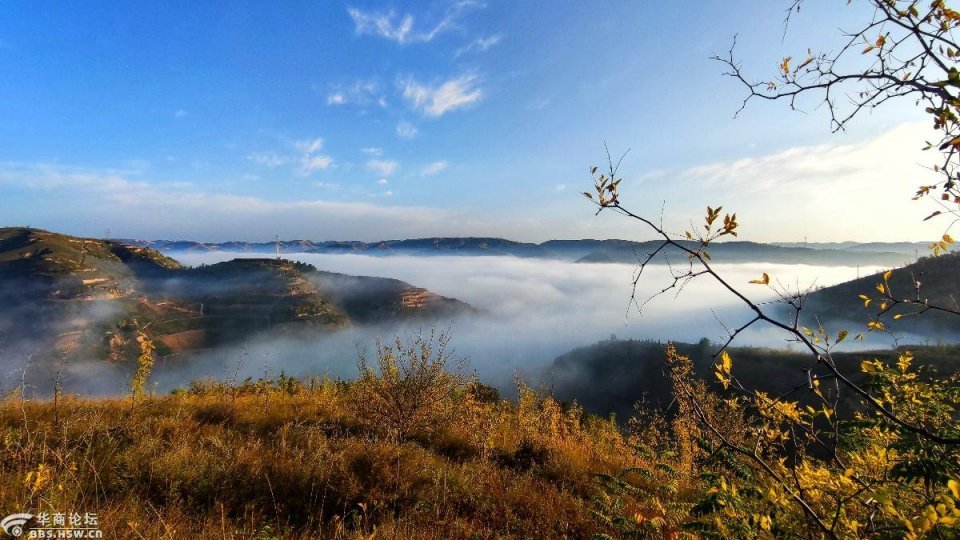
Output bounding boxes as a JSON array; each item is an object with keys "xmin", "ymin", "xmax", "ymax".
[
  {"xmin": 802, "ymin": 251, "xmax": 960, "ymax": 333},
  {"xmin": 0, "ymin": 228, "xmax": 472, "ymax": 369}
]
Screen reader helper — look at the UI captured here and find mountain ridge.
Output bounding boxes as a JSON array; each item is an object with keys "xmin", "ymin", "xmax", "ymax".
[{"xmin": 120, "ymin": 236, "xmax": 934, "ymax": 267}]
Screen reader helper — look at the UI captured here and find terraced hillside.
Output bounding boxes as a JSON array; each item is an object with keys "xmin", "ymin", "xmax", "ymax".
[{"xmin": 0, "ymin": 228, "xmax": 472, "ymax": 373}]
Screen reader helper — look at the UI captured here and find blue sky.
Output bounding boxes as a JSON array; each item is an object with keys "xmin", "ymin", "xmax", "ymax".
[{"xmin": 0, "ymin": 1, "xmax": 944, "ymax": 242}]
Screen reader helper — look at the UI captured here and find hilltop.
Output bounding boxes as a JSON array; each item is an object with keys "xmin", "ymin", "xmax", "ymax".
[
  {"xmin": 0, "ymin": 227, "xmax": 180, "ymax": 298},
  {"xmin": 0, "ymin": 228, "xmax": 472, "ymax": 373}
]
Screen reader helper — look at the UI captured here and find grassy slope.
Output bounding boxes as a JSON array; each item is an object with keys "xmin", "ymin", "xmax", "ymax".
[
  {"xmin": 0, "ymin": 227, "xmax": 179, "ymax": 280},
  {"xmin": 0, "ymin": 380, "xmax": 633, "ymax": 539}
]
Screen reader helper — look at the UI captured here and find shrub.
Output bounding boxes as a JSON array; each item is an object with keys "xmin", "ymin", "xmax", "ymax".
[{"xmin": 351, "ymin": 329, "xmax": 466, "ymax": 441}]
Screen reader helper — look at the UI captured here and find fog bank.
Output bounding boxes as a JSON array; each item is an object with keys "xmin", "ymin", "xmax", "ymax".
[
  {"xmin": 150, "ymin": 252, "xmax": 895, "ymax": 391},
  {"xmin": 5, "ymin": 250, "xmax": 937, "ymax": 397}
]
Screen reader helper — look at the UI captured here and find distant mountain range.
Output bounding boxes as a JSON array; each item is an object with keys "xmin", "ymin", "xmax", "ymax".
[
  {"xmin": 124, "ymin": 236, "xmax": 932, "ymax": 267},
  {"xmin": 0, "ymin": 228, "xmax": 471, "ymax": 366}
]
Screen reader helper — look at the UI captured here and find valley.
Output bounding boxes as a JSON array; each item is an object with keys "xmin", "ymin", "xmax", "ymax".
[{"xmin": 3, "ymin": 226, "xmax": 958, "ymax": 406}]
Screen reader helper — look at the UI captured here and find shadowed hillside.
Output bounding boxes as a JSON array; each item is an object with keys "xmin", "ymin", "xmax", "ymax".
[
  {"xmin": 803, "ymin": 252, "xmax": 960, "ymax": 333},
  {"xmin": 545, "ymin": 338, "xmax": 960, "ymax": 421}
]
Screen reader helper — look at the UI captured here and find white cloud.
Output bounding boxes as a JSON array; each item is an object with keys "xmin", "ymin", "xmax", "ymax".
[
  {"xmin": 456, "ymin": 35, "xmax": 501, "ymax": 56},
  {"xmin": 247, "ymin": 152, "xmax": 291, "ymax": 168},
  {"xmin": 420, "ymin": 161, "xmax": 448, "ymax": 176},
  {"xmin": 174, "ymin": 109, "xmax": 189, "ymax": 118},
  {"xmin": 367, "ymin": 159, "xmax": 399, "ymax": 176},
  {"xmin": 324, "ymin": 80, "xmax": 385, "ymax": 107},
  {"xmin": 624, "ymin": 122, "xmax": 942, "ymax": 242},
  {"xmin": 300, "ymin": 155, "xmax": 333, "ymax": 174},
  {"xmin": 554, "ymin": 184, "xmax": 566, "ymax": 192},
  {"xmin": 347, "ymin": 2, "xmax": 480, "ymax": 44},
  {"xmin": 0, "ymin": 161, "xmax": 446, "ymax": 241},
  {"xmin": 347, "ymin": 8, "xmax": 415, "ymax": 43},
  {"xmin": 400, "ymin": 74, "xmax": 483, "ymax": 117},
  {"xmin": 377, "ymin": 178, "xmax": 389, "ymax": 186},
  {"xmin": 396, "ymin": 121, "xmax": 419, "ymax": 139},
  {"xmin": 292, "ymin": 138, "xmax": 334, "ymax": 175},
  {"xmin": 383, "ymin": 190, "xmax": 394, "ymax": 197},
  {"xmin": 362, "ymin": 147, "xmax": 383, "ymax": 156},
  {"xmin": 295, "ymin": 138, "xmax": 324, "ymax": 154},
  {"xmin": 249, "ymin": 138, "xmax": 332, "ymax": 175},
  {"xmin": 3, "ymin": 124, "xmax": 941, "ymax": 245}
]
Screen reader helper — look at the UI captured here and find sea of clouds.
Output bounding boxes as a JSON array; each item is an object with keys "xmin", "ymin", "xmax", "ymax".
[{"xmin": 139, "ymin": 252, "xmax": 896, "ymax": 393}]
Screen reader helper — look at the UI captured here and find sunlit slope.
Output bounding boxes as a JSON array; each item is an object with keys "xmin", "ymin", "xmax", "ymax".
[
  {"xmin": 0, "ymin": 228, "xmax": 472, "ymax": 364},
  {"xmin": 0, "ymin": 227, "xmax": 180, "ymax": 298}
]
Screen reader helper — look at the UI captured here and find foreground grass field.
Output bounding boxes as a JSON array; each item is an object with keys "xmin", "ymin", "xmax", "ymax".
[
  {"xmin": 4, "ymin": 333, "xmax": 958, "ymax": 539},
  {"xmin": 0, "ymin": 376, "xmax": 636, "ymax": 539}
]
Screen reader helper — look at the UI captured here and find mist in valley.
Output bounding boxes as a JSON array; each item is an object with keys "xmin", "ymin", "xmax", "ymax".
[
  {"xmin": 5, "ymin": 249, "xmax": 951, "ymax": 401},
  {"xmin": 150, "ymin": 252, "xmax": 904, "ymax": 391}
]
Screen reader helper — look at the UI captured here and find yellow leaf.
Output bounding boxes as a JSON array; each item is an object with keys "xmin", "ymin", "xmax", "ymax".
[
  {"xmin": 867, "ymin": 320, "xmax": 885, "ymax": 331},
  {"xmin": 721, "ymin": 350, "xmax": 732, "ymax": 373},
  {"xmin": 883, "ymin": 270, "xmax": 892, "ymax": 281},
  {"xmin": 749, "ymin": 272, "xmax": 770, "ymax": 285},
  {"xmin": 837, "ymin": 329, "xmax": 848, "ymax": 343},
  {"xmin": 944, "ymin": 233, "xmax": 955, "ymax": 244},
  {"xmin": 780, "ymin": 56, "xmax": 792, "ymax": 74},
  {"xmin": 949, "ymin": 479, "xmax": 960, "ymax": 499}
]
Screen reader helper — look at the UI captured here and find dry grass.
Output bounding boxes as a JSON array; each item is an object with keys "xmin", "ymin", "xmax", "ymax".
[{"xmin": 0, "ymin": 374, "xmax": 637, "ymax": 539}]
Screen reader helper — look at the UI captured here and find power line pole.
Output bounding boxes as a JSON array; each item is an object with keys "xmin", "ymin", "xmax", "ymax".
[{"xmin": 275, "ymin": 234, "xmax": 281, "ymax": 260}]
